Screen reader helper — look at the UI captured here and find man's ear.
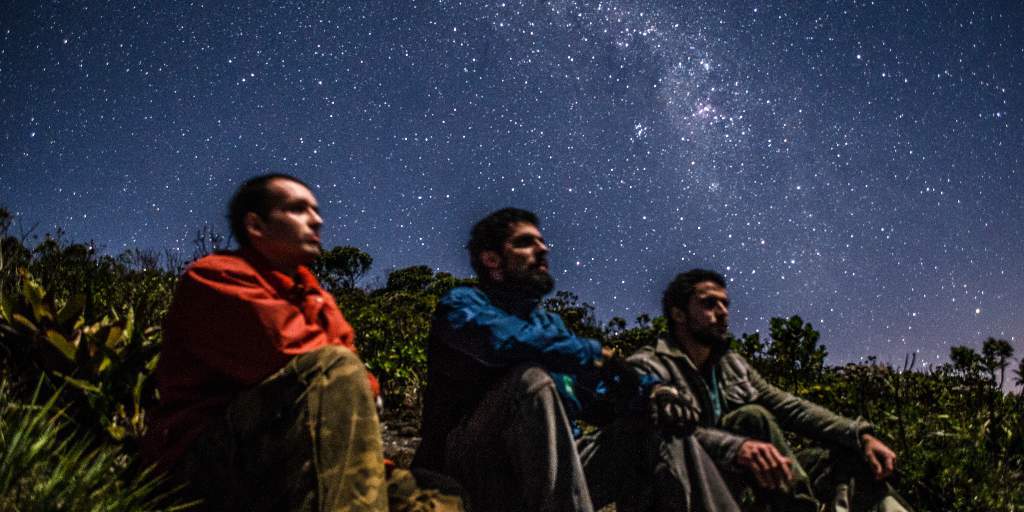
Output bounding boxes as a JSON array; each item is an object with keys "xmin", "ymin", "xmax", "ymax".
[
  {"xmin": 244, "ymin": 211, "xmax": 265, "ymax": 242},
  {"xmin": 480, "ymin": 250, "xmax": 501, "ymax": 271},
  {"xmin": 669, "ymin": 306, "xmax": 688, "ymax": 325}
]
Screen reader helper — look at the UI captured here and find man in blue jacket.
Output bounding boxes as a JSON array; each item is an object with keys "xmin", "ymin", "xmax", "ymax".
[{"xmin": 412, "ymin": 208, "xmax": 739, "ymax": 512}]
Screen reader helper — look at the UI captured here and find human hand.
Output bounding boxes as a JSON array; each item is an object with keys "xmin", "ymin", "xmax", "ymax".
[
  {"xmin": 735, "ymin": 439, "xmax": 793, "ymax": 490},
  {"xmin": 597, "ymin": 347, "xmax": 640, "ymax": 389},
  {"xmin": 861, "ymin": 434, "xmax": 896, "ymax": 480},
  {"xmin": 648, "ymin": 384, "xmax": 699, "ymax": 436}
]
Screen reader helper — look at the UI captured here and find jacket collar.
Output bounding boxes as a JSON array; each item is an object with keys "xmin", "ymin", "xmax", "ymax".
[
  {"xmin": 236, "ymin": 247, "xmax": 320, "ymax": 298},
  {"xmin": 655, "ymin": 336, "xmax": 730, "ymax": 373}
]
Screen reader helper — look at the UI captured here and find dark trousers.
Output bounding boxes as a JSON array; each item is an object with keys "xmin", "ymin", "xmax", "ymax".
[
  {"xmin": 720, "ymin": 404, "xmax": 913, "ymax": 512},
  {"xmin": 445, "ymin": 364, "xmax": 741, "ymax": 512},
  {"xmin": 579, "ymin": 418, "xmax": 741, "ymax": 512},
  {"xmin": 174, "ymin": 346, "xmax": 388, "ymax": 512},
  {"xmin": 444, "ymin": 365, "xmax": 592, "ymax": 512}
]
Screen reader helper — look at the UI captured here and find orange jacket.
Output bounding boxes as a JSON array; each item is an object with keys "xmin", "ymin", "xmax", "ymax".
[{"xmin": 143, "ymin": 249, "xmax": 378, "ymax": 469}]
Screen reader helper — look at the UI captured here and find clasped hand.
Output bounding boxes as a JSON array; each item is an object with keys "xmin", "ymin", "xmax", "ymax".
[{"xmin": 648, "ymin": 384, "xmax": 699, "ymax": 437}]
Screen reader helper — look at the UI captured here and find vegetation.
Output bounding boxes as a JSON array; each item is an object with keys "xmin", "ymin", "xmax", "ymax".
[
  {"xmin": 0, "ymin": 206, "xmax": 1021, "ymax": 510},
  {"xmin": 0, "ymin": 381, "xmax": 183, "ymax": 511}
]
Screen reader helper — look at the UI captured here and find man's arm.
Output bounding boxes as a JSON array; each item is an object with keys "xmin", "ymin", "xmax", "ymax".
[
  {"xmin": 742, "ymin": 359, "xmax": 874, "ymax": 451},
  {"xmin": 741, "ymin": 357, "xmax": 900, "ymax": 479},
  {"xmin": 437, "ymin": 287, "xmax": 603, "ymax": 373},
  {"xmin": 168, "ymin": 261, "xmax": 350, "ymax": 385},
  {"xmin": 693, "ymin": 426, "xmax": 753, "ymax": 470}
]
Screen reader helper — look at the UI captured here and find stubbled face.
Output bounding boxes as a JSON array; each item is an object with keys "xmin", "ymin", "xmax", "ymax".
[
  {"xmin": 247, "ymin": 178, "xmax": 323, "ymax": 271},
  {"xmin": 493, "ymin": 222, "xmax": 554, "ymax": 297},
  {"xmin": 681, "ymin": 281, "xmax": 730, "ymax": 347}
]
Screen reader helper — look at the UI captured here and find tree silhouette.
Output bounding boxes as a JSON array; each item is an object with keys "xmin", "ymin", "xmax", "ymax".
[
  {"xmin": 981, "ymin": 337, "xmax": 1013, "ymax": 389},
  {"xmin": 312, "ymin": 246, "xmax": 373, "ymax": 292}
]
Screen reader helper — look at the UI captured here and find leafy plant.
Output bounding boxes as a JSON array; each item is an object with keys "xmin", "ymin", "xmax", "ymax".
[
  {"xmin": 0, "ymin": 380, "xmax": 187, "ymax": 511},
  {"xmin": 0, "ymin": 269, "xmax": 160, "ymax": 443}
]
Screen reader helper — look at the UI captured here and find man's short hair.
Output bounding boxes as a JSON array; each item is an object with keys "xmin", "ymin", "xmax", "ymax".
[
  {"xmin": 467, "ymin": 208, "xmax": 540, "ymax": 277},
  {"xmin": 662, "ymin": 269, "xmax": 726, "ymax": 336},
  {"xmin": 228, "ymin": 173, "xmax": 310, "ymax": 247}
]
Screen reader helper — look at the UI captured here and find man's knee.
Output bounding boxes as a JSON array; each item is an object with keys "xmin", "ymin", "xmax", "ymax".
[
  {"xmin": 722, "ymin": 404, "xmax": 777, "ymax": 438},
  {"xmin": 510, "ymin": 364, "xmax": 557, "ymax": 397},
  {"xmin": 294, "ymin": 345, "xmax": 371, "ymax": 392}
]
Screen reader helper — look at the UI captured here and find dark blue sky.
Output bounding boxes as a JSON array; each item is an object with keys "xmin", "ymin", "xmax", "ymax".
[{"xmin": 3, "ymin": 1, "xmax": 1022, "ymax": 367}]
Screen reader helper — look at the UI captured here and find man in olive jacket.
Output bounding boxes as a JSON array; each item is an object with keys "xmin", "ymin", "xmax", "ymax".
[{"xmin": 629, "ymin": 269, "xmax": 912, "ymax": 511}]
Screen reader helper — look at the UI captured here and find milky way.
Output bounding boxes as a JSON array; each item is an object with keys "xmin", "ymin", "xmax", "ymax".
[{"xmin": 2, "ymin": 1, "xmax": 1022, "ymax": 367}]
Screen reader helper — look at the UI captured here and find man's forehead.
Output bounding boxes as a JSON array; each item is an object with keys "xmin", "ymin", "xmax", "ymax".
[
  {"xmin": 267, "ymin": 178, "xmax": 317, "ymax": 204},
  {"xmin": 506, "ymin": 221, "xmax": 542, "ymax": 239},
  {"xmin": 693, "ymin": 280, "xmax": 727, "ymax": 297}
]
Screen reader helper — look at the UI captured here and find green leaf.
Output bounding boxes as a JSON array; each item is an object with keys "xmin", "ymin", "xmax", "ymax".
[
  {"xmin": 106, "ymin": 424, "xmax": 127, "ymax": 442},
  {"xmin": 58, "ymin": 373, "xmax": 102, "ymax": 394},
  {"xmin": 118, "ymin": 307, "xmax": 135, "ymax": 349},
  {"xmin": 22, "ymin": 273, "xmax": 55, "ymax": 323},
  {"xmin": 105, "ymin": 324, "xmax": 125, "ymax": 348},
  {"xmin": 12, "ymin": 312, "xmax": 39, "ymax": 334},
  {"xmin": 56, "ymin": 293, "xmax": 86, "ymax": 330},
  {"xmin": 0, "ymin": 292, "xmax": 14, "ymax": 322},
  {"xmin": 98, "ymin": 353, "xmax": 113, "ymax": 373},
  {"xmin": 43, "ymin": 329, "xmax": 77, "ymax": 360}
]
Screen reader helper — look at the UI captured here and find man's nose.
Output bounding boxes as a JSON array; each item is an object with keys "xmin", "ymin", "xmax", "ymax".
[
  {"xmin": 535, "ymin": 239, "xmax": 549, "ymax": 254},
  {"xmin": 310, "ymin": 209, "xmax": 323, "ymax": 228},
  {"xmin": 717, "ymin": 302, "xmax": 729, "ymax": 319}
]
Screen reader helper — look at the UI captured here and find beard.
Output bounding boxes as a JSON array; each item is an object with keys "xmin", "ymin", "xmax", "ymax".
[
  {"xmin": 689, "ymin": 322, "xmax": 729, "ymax": 348},
  {"xmin": 503, "ymin": 264, "xmax": 555, "ymax": 299}
]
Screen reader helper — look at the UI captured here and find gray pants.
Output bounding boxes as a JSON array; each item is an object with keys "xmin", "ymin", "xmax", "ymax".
[
  {"xmin": 721, "ymin": 404, "xmax": 912, "ymax": 512},
  {"xmin": 579, "ymin": 419, "xmax": 740, "ymax": 512},
  {"xmin": 175, "ymin": 346, "xmax": 388, "ymax": 512},
  {"xmin": 445, "ymin": 364, "xmax": 740, "ymax": 512},
  {"xmin": 445, "ymin": 365, "xmax": 591, "ymax": 512}
]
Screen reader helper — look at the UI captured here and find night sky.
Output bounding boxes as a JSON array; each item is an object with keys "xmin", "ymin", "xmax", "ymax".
[{"xmin": 3, "ymin": 1, "xmax": 1022, "ymax": 368}]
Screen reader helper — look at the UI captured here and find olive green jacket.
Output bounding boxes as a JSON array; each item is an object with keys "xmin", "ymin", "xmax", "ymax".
[{"xmin": 629, "ymin": 338, "xmax": 873, "ymax": 471}]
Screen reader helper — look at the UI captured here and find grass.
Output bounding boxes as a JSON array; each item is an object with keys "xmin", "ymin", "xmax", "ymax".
[{"xmin": 0, "ymin": 380, "xmax": 189, "ymax": 512}]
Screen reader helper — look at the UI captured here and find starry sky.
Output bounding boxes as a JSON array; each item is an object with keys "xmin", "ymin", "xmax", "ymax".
[{"xmin": 3, "ymin": 1, "xmax": 1022, "ymax": 368}]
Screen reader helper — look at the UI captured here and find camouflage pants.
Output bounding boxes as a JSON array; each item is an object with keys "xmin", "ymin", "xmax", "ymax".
[
  {"xmin": 720, "ymin": 404, "xmax": 913, "ymax": 512},
  {"xmin": 175, "ymin": 345, "xmax": 387, "ymax": 512}
]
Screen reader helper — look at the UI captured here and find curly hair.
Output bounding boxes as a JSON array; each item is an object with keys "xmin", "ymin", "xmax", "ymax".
[
  {"xmin": 662, "ymin": 268, "xmax": 726, "ymax": 338},
  {"xmin": 467, "ymin": 208, "xmax": 540, "ymax": 277}
]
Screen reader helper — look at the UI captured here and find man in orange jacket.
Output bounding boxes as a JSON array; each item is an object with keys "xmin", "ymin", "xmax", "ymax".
[{"xmin": 144, "ymin": 174, "xmax": 386, "ymax": 512}]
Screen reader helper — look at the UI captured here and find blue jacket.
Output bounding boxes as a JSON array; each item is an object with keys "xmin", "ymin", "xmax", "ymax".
[{"xmin": 413, "ymin": 285, "xmax": 625, "ymax": 471}]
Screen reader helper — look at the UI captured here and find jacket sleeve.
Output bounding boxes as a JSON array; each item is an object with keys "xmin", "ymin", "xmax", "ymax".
[
  {"xmin": 694, "ymin": 426, "xmax": 750, "ymax": 471},
  {"xmin": 747, "ymin": 363, "xmax": 872, "ymax": 451},
  {"xmin": 437, "ymin": 288, "xmax": 603, "ymax": 373},
  {"xmin": 168, "ymin": 263, "xmax": 350, "ymax": 386}
]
